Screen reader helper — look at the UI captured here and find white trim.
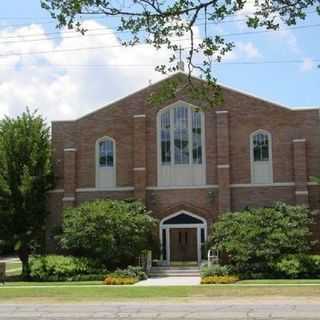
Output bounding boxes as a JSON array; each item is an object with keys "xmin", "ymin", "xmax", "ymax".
[
  {"xmin": 76, "ymin": 187, "xmax": 134, "ymax": 192},
  {"xmin": 146, "ymin": 185, "xmax": 218, "ymax": 190},
  {"xmin": 95, "ymin": 136, "xmax": 116, "ymax": 188},
  {"xmin": 64, "ymin": 148, "xmax": 76, "ymax": 152},
  {"xmin": 159, "ymin": 210, "xmax": 207, "ymax": 266},
  {"xmin": 160, "ymin": 211, "xmax": 207, "ymax": 225},
  {"xmin": 250, "ymin": 129, "xmax": 273, "ymax": 184},
  {"xmin": 133, "ymin": 167, "xmax": 146, "ymax": 171},
  {"xmin": 293, "ymin": 139, "xmax": 306, "ymax": 143},
  {"xmin": 295, "ymin": 191, "xmax": 309, "ymax": 195},
  {"xmin": 292, "ymin": 107, "xmax": 319, "ymax": 111},
  {"xmin": 48, "ymin": 189, "xmax": 64, "ymax": 193},
  {"xmin": 217, "ymin": 164, "xmax": 230, "ymax": 169},
  {"xmin": 231, "ymin": 182, "xmax": 295, "ymax": 188},
  {"xmin": 157, "ymin": 100, "xmax": 206, "ymax": 187},
  {"xmin": 62, "ymin": 197, "xmax": 75, "ymax": 201},
  {"xmin": 133, "ymin": 114, "xmax": 146, "ymax": 118},
  {"xmin": 215, "ymin": 110, "xmax": 229, "ymax": 114}
]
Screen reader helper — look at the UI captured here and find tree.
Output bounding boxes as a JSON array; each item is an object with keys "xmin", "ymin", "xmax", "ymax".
[
  {"xmin": 59, "ymin": 199, "xmax": 158, "ymax": 268},
  {"xmin": 41, "ymin": 0, "xmax": 320, "ymax": 105},
  {"xmin": 0, "ymin": 109, "xmax": 52, "ymax": 277},
  {"xmin": 210, "ymin": 203, "xmax": 314, "ymax": 275}
]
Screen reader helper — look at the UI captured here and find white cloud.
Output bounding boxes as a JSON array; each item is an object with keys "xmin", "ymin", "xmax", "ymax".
[
  {"xmin": 222, "ymin": 41, "xmax": 262, "ymax": 61},
  {"xmin": 300, "ymin": 58, "xmax": 316, "ymax": 72},
  {"xmin": 234, "ymin": 0, "xmax": 300, "ymax": 54},
  {"xmin": 0, "ymin": 21, "xmax": 175, "ymax": 122}
]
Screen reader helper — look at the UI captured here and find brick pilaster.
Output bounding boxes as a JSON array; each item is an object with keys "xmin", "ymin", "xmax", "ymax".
[
  {"xmin": 216, "ymin": 111, "xmax": 231, "ymax": 213},
  {"xmin": 133, "ymin": 115, "xmax": 147, "ymax": 202},
  {"xmin": 63, "ymin": 148, "xmax": 77, "ymax": 208},
  {"xmin": 293, "ymin": 139, "xmax": 309, "ymax": 206}
]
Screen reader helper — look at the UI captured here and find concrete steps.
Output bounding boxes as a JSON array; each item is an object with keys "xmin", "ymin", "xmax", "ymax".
[{"xmin": 149, "ymin": 266, "xmax": 200, "ymax": 277}]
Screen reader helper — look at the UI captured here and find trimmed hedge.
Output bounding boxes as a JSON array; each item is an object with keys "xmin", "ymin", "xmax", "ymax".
[
  {"xmin": 111, "ymin": 266, "xmax": 147, "ymax": 281},
  {"xmin": 200, "ymin": 264, "xmax": 232, "ymax": 278},
  {"xmin": 275, "ymin": 255, "xmax": 320, "ymax": 279},
  {"xmin": 30, "ymin": 255, "xmax": 107, "ymax": 281},
  {"xmin": 29, "ymin": 255, "xmax": 147, "ymax": 283}
]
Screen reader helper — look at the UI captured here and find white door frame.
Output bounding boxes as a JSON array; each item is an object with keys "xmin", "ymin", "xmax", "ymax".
[{"xmin": 159, "ymin": 211, "xmax": 207, "ymax": 265}]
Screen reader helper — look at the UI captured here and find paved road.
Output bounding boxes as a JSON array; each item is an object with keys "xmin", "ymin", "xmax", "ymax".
[{"xmin": 1, "ymin": 300, "xmax": 320, "ymax": 319}]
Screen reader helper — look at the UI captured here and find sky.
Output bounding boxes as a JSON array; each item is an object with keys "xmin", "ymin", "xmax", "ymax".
[{"xmin": 0, "ymin": 0, "xmax": 319, "ymax": 123}]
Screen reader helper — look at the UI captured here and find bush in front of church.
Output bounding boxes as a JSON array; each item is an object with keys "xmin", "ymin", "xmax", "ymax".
[
  {"xmin": 210, "ymin": 202, "xmax": 314, "ymax": 277},
  {"xmin": 57, "ymin": 199, "xmax": 158, "ymax": 269}
]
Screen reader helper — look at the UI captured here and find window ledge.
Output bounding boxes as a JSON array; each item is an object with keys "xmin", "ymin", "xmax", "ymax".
[{"xmin": 147, "ymin": 185, "xmax": 218, "ymax": 190}]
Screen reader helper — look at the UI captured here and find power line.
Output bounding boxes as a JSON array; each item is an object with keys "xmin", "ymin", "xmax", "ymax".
[
  {"xmin": 0, "ymin": 17, "xmax": 245, "ymax": 40},
  {"xmin": 0, "ymin": 22, "xmax": 319, "ymax": 58},
  {"xmin": 0, "ymin": 7, "xmax": 318, "ymax": 40},
  {"xmin": 0, "ymin": 59, "xmax": 318, "ymax": 68},
  {"xmin": 0, "ymin": 21, "xmax": 319, "ymax": 49}
]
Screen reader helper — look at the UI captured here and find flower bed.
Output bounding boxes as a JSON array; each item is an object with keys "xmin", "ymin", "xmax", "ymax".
[
  {"xmin": 201, "ymin": 275, "xmax": 239, "ymax": 284},
  {"xmin": 104, "ymin": 276, "xmax": 138, "ymax": 285}
]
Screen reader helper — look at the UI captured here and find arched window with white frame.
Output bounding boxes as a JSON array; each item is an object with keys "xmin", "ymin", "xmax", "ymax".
[
  {"xmin": 250, "ymin": 130, "xmax": 273, "ymax": 184},
  {"xmin": 96, "ymin": 137, "xmax": 116, "ymax": 188},
  {"xmin": 157, "ymin": 101, "xmax": 206, "ymax": 186}
]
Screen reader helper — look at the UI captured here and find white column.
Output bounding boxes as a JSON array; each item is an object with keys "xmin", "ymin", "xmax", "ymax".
[
  {"xmin": 166, "ymin": 228, "xmax": 170, "ymax": 266},
  {"xmin": 197, "ymin": 226, "xmax": 201, "ymax": 265}
]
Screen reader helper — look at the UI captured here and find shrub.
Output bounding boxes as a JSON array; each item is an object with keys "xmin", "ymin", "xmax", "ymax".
[
  {"xmin": 59, "ymin": 200, "xmax": 157, "ymax": 268},
  {"xmin": 112, "ymin": 265, "xmax": 147, "ymax": 281},
  {"xmin": 200, "ymin": 264, "xmax": 232, "ymax": 277},
  {"xmin": 211, "ymin": 202, "xmax": 313, "ymax": 275},
  {"xmin": 275, "ymin": 255, "xmax": 306, "ymax": 278},
  {"xmin": 201, "ymin": 275, "xmax": 239, "ymax": 284},
  {"xmin": 104, "ymin": 276, "xmax": 137, "ymax": 285},
  {"xmin": 275, "ymin": 254, "xmax": 320, "ymax": 279},
  {"xmin": 30, "ymin": 255, "xmax": 107, "ymax": 281}
]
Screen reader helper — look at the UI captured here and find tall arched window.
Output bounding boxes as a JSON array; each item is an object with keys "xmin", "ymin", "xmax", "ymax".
[
  {"xmin": 96, "ymin": 137, "xmax": 116, "ymax": 188},
  {"xmin": 250, "ymin": 130, "xmax": 273, "ymax": 184},
  {"xmin": 158, "ymin": 102, "xmax": 206, "ymax": 186}
]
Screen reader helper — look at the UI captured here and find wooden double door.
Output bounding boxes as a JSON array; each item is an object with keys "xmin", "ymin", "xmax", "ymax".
[{"xmin": 170, "ymin": 228, "xmax": 197, "ymax": 262}]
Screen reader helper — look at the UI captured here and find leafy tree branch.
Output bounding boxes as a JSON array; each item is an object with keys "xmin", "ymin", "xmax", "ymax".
[{"xmin": 41, "ymin": 0, "xmax": 320, "ymax": 106}]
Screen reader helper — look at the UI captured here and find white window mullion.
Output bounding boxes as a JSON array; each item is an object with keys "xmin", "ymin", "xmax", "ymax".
[
  {"xmin": 188, "ymin": 108, "xmax": 192, "ymax": 166},
  {"xmin": 170, "ymin": 108, "xmax": 174, "ymax": 166}
]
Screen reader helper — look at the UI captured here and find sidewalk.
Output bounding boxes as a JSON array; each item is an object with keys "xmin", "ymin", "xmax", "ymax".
[
  {"xmin": 0, "ymin": 257, "xmax": 19, "ymax": 263},
  {"xmin": 135, "ymin": 276, "xmax": 201, "ymax": 286}
]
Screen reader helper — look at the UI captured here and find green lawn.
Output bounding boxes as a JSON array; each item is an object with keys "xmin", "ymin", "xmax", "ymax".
[
  {"xmin": 1, "ymin": 285, "xmax": 320, "ymax": 301},
  {"xmin": 1, "ymin": 282, "xmax": 320, "ymax": 302},
  {"xmin": 240, "ymin": 279, "xmax": 320, "ymax": 284}
]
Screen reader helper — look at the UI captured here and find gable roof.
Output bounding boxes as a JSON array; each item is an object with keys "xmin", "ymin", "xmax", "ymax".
[{"xmin": 52, "ymin": 72, "xmax": 318, "ymax": 122}]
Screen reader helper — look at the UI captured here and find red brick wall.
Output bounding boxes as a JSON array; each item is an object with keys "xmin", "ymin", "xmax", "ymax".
[{"xmin": 48, "ymin": 74, "xmax": 320, "ymax": 236}]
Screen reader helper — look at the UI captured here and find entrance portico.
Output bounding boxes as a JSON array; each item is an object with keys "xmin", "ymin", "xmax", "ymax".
[{"xmin": 159, "ymin": 211, "xmax": 207, "ymax": 265}]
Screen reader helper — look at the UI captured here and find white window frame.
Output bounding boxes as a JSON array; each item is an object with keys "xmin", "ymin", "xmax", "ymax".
[
  {"xmin": 250, "ymin": 129, "xmax": 273, "ymax": 184},
  {"xmin": 95, "ymin": 136, "xmax": 116, "ymax": 188},
  {"xmin": 157, "ymin": 100, "xmax": 206, "ymax": 187}
]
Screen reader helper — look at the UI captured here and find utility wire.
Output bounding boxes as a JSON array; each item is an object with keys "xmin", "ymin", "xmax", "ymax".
[
  {"xmin": 0, "ymin": 8, "xmax": 318, "ymax": 40},
  {"xmin": 0, "ymin": 59, "xmax": 318, "ymax": 68},
  {"xmin": 0, "ymin": 21, "xmax": 319, "ymax": 46},
  {"xmin": 0, "ymin": 23, "xmax": 319, "ymax": 58}
]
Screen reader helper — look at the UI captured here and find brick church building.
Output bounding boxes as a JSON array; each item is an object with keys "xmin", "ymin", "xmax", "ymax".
[{"xmin": 48, "ymin": 72, "xmax": 320, "ymax": 265}]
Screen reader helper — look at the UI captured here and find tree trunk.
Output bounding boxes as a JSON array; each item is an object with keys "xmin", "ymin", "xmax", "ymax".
[{"xmin": 17, "ymin": 247, "xmax": 30, "ymax": 279}]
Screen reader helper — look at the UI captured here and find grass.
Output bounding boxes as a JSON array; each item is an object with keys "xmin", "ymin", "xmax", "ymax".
[
  {"xmin": 240, "ymin": 279, "xmax": 320, "ymax": 284},
  {"xmin": 1, "ymin": 285, "xmax": 320, "ymax": 302}
]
